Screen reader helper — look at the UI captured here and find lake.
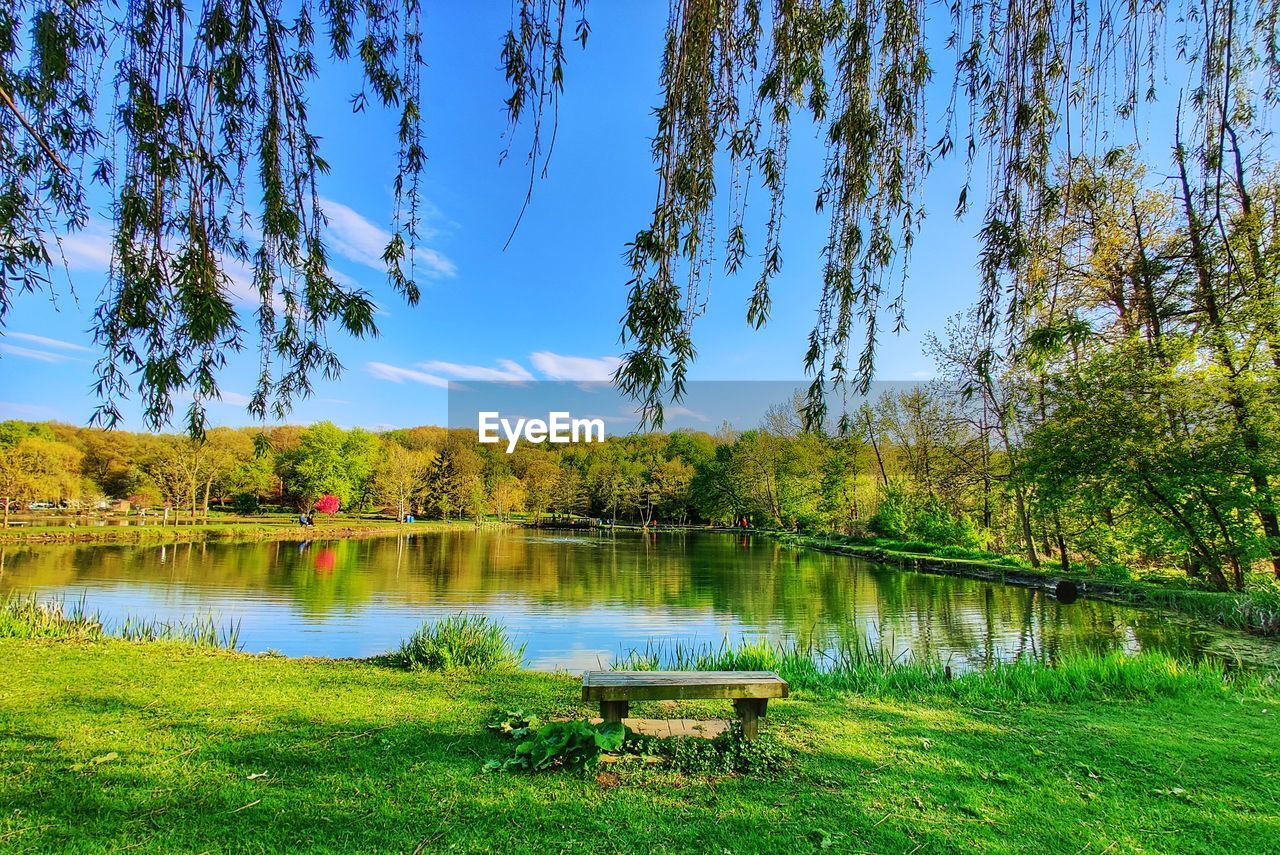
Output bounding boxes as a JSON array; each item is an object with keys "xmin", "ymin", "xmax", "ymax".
[{"xmin": 0, "ymin": 529, "xmax": 1260, "ymax": 670}]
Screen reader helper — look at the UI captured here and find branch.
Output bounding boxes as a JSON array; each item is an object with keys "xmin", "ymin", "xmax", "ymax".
[{"xmin": 0, "ymin": 84, "xmax": 72, "ymax": 177}]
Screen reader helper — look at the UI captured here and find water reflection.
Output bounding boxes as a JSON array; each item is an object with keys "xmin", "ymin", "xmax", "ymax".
[{"xmin": 0, "ymin": 530, "xmax": 1250, "ymax": 669}]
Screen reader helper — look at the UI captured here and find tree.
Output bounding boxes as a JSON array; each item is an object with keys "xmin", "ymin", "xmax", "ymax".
[
  {"xmin": 282, "ymin": 422, "xmax": 376, "ymax": 512},
  {"xmin": 518, "ymin": 456, "xmax": 560, "ymax": 524},
  {"xmin": 315, "ymin": 494, "xmax": 341, "ymax": 516},
  {"xmin": 373, "ymin": 443, "xmax": 432, "ymax": 521},
  {"xmin": 0, "ymin": 443, "xmax": 39, "ymax": 527}
]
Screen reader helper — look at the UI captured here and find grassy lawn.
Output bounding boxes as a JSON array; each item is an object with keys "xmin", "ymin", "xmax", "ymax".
[{"xmin": 2, "ymin": 639, "xmax": 1277, "ymax": 853}]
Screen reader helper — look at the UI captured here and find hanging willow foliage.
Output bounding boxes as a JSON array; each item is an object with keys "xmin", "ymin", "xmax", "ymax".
[
  {"xmin": 1, "ymin": 0, "xmax": 428, "ymax": 434},
  {"xmin": 1, "ymin": 0, "xmax": 1276, "ymax": 433},
  {"xmin": 610, "ymin": 0, "xmax": 1280, "ymax": 430}
]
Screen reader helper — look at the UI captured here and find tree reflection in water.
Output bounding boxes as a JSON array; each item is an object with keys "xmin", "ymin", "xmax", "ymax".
[{"xmin": 0, "ymin": 531, "xmax": 1216, "ymax": 667}]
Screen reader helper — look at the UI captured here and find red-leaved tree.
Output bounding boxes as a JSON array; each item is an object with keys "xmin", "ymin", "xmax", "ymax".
[{"xmin": 315, "ymin": 494, "xmax": 340, "ymax": 516}]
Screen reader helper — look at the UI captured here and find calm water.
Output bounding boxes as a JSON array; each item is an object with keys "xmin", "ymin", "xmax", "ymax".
[{"xmin": 0, "ymin": 529, "xmax": 1264, "ymax": 670}]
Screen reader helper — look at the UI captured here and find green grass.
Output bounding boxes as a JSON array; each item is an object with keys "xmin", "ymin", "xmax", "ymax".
[
  {"xmin": 1, "ymin": 637, "xmax": 1277, "ymax": 853},
  {"xmin": 391, "ymin": 613, "xmax": 526, "ymax": 671}
]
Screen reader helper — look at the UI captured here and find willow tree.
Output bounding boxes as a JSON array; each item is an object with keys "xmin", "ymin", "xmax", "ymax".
[{"xmin": 2, "ymin": 0, "xmax": 1275, "ymax": 433}]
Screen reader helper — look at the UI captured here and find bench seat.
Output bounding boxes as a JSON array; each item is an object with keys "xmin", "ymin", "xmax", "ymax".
[{"xmin": 581, "ymin": 670, "xmax": 788, "ymax": 739}]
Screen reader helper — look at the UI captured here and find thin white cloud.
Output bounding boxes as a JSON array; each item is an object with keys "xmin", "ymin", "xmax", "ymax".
[
  {"xmin": 57, "ymin": 223, "xmax": 114, "ymax": 271},
  {"xmin": 530, "ymin": 351, "xmax": 623, "ymax": 382},
  {"xmin": 0, "ymin": 343, "xmax": 77, "ymax": 363},
  {"xmin": 421, "ymin": 359, "xmax": 534, "ymax": 382},
  {"xmin": 367, "ymin": 361, "xmax": 450, "ymax": 388},
  {"xmin": 322, "ymin": 197, "xmax": 456, "ymax": 279},
  {"xmin": 0, "ymin": 401, "xmax": 60, "ymax": 420},
  {"xmin": 666, "ymin": 405, "xmax": 710, "ymax": 423},
  {"xmin": 217, "ymin": 390, "xmax": 252, "ymax": 406},
  {"xmin": 5, "ymin": 332, "xmax": 91, "ymax": 352}
]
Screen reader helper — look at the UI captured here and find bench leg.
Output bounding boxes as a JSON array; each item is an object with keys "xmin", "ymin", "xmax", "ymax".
[
  {"xmin": 733, "ymin": 698, "xmax": 768, "ymax": 741},
  {"xmin": 600, "ymin": 700, "xmax": 629, "ymax": 724}
]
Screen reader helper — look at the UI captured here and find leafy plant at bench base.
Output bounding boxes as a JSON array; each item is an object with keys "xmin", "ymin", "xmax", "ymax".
[{"xmin": 485, "ymin": 717, "xmax": 626, "ymax": 772}]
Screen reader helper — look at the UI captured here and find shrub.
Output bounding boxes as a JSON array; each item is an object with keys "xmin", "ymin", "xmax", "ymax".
[
  {"xmin": 393, "ymin": 613, "xmax": 525, "ymax": 671},
  {"xmin": 231, "ymin": 493, "xmax": 260, "ymax": 515}
]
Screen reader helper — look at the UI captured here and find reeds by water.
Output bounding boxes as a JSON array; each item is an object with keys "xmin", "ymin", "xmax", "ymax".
[
  {"xmin": 0, "ymin": 592, "xmax": 241, "ymax": 650},
  {"xmin": 611, "ymin": 635, "xmax": 1269, "ymax": 701}
]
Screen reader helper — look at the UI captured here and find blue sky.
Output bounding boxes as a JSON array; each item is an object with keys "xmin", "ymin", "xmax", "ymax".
[{"xmin": 0, "ymin": 3, "xmax": 1170, "ymax": 431}]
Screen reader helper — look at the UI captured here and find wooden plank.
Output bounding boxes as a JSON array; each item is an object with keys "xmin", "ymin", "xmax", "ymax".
[{"xmin": 581, "ymin": 670, "xmax": 789, "ymax": 701}]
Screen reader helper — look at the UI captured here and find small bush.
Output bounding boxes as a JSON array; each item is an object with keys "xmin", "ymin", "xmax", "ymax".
[{"xmin": 394, "ymin": 613, "xmax": 525, "ymax": 671}]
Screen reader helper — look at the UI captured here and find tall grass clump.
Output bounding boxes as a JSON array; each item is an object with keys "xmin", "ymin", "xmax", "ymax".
[
  {"xmin": 0, "ymin": 593, "xmax": 104, "ymax": 641},
  {"xmin": 394, "ymin": 613, "xmax": 525, "ymax": 671},
  {"xmin": 614, "ymin": 635, "xmax": 1264, "ymax": 702}
]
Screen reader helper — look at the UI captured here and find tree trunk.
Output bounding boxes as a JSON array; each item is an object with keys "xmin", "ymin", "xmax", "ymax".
[
  {"xmin": 864, "ymin": 411, "xmax": 889, "ymax": 486},
  {"xmin": 1014, "ymin": 488, "xmax": 1040, "ymax": 568}
]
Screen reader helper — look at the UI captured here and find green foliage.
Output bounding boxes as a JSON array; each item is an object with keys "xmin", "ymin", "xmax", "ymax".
[
  {"xmin": 282, "ymin": 422, "xmax": 380, "ymax": 511},
  {"xmin": 393, "ymin": 614, "xmax": 525, "ymax": 671},
  {"xmin": 868, "ymin": 484, "xmax": 982, "ymax": 549},
  {"xmin": 483, "ymin": 710, "xmax": 787, "ymax": 777},
  {"xmin": 485, "ymin": 718, "xmax": 625, "ymax": 773},
  {"xmin": 616, "ymin": 635, "xmax": 1264, "ymax": 701},
  {"xmin": 663, "ymin": 728, "xmax": 791, "ymax": 778},
  {"xmin": 230, "ymin": 493, "xmax": 260, "ymax": 515},
  {"xmin": 0, "ymin": 593, "xmax": 104, "ymax": 641}
]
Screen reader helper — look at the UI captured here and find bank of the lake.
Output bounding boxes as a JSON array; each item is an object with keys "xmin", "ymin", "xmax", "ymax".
[
  {"xmin": 1, "ymin": 637, "xmax": 1276, "ymax": 853},
  {"xmin": 767, "ymin": 531, "xmax": 1280, "ymax": 638},
  {"xmin": 0, "ymin": 516, "xmax": 494, "ymax": 546}
]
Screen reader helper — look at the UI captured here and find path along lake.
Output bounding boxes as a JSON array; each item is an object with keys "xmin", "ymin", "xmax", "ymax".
[{"xmin": 1, "ymin": 529, "xmax": 1268, "ymax": 670}]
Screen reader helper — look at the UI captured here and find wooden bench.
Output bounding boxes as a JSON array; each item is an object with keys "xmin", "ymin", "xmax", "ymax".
[{"xmin": 581, "ymin": 671, "xmax": 789, "ymax": 740}]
